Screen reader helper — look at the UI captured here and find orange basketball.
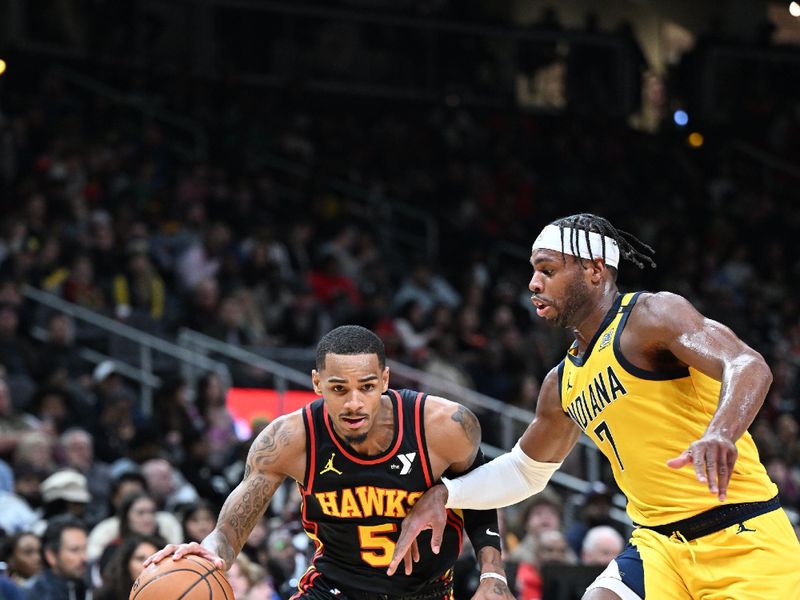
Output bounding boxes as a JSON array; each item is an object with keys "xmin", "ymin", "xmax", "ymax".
[{"xmin": 130, "ymin": 555, "xmax": 234, "ymax": 600}]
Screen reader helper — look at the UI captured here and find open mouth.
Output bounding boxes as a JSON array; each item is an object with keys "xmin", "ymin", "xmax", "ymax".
[
  {"xmin": 531, "ymin": 297, "xmax": 551, "ymax": 316},
  {"xmin": 341, "ymin": 416, "xmax": 368, "ymax": 429}
]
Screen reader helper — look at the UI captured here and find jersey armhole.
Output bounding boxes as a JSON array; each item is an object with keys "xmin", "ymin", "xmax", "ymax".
[
  {"xmin": 414, "ymin": 392, "xmax": 434, "ymax": 487},
  {"xmin": 301, "ymin": 403, "xmax": 317, "ymax": 491},
  {"xmin": 613, "ymin": 292, "xmax": 690, "ymax": 381}
]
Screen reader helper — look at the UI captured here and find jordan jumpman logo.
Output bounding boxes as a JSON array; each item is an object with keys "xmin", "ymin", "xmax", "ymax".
[
  {"xmin": 736, "ymin": 521, "xmax": 756, "ymax": 534},
  {"xmin": 320, "ymin": 452, "xmax": 343, "ymax": 475}
]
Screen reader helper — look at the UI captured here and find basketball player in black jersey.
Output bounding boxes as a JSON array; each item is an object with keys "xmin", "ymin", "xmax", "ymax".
[{"xmin": 145, "ymin": 325, "xmax": 514, "ymax": 600}]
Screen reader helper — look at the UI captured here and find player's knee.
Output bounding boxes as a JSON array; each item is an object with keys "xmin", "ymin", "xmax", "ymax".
[{"xmin": 582, "ymin": 588, "xmax": 623, "ymax": 600}]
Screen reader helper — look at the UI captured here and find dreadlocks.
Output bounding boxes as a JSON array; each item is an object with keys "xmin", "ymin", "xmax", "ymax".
[{"xmin": 552, "ymin": 213, "xmax": 656, "ymax": 270}]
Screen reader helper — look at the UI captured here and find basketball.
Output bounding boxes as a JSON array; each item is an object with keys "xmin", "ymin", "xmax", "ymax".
[{"xmin": 129, "ymin": 555, "xmax": 234, "ymax": 600}]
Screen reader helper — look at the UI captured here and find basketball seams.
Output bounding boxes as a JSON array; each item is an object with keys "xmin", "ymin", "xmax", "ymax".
[
  {"xmin": 131, "ymin": 556, "xmax": 233, "ymax": 599},
  {"xmin": 132, "ymin": 568, "xmax": 209, "ymax": 599}
]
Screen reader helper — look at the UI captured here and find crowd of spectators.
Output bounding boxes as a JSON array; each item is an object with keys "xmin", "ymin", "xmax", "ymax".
[{"xmin": 1, "ymin": 11, "xmax": 800, "ymax": 598}]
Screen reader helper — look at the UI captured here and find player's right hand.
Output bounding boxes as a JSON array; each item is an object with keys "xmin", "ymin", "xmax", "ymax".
[
  {"xmin": 143, "ymin": 542, "xmax": 226, "ymax": 571},
  {"xmin": 387, "ymin": 484, "xmax": 448, "ymax": 576}
]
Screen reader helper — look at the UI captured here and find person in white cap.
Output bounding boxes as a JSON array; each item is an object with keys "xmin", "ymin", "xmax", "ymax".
[
  {"xmin": 389, "ymin": 213, "xmax": 800, "ymax": 599},
  {"xmin": 34, "ymin": 470, "xmax": 91, "ymax": 536}
]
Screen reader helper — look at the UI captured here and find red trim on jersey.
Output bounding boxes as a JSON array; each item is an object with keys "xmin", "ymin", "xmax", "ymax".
[
  {"xmin": 293, "ymin": 567, "xmax": 321, "ymax": 598},
  {"xmin": 322, "ymin": 390, "xmax": 404, "ymax": 464},
  {"xmin": 446, "ymin": 512, "xmax": 463, "ymax": 554},
  {"xmin": 413, "ymin": 392, "xmax": 433, "ymax": 487},
  {"xmin": 304, "ymin": 404, "xmax": 317, "ymax": 491}
]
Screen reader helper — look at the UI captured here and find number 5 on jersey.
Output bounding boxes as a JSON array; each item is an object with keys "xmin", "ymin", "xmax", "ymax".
[{"xmin": 358, "ymin": 523, "xmax": 397, "ymax": 567}]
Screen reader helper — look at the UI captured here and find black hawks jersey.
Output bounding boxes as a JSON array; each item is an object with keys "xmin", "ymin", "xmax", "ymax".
[{"xmin": 297, "ymin": 389, "xmax": 463, "ymax": 595}]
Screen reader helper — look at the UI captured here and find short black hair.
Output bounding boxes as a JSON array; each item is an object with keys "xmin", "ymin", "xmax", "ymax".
[
  {"xmin": 42, "ymin": 514, "xmax": 86, "ymax": 554},
  {"xmin": 315, "ymin": 325, "xmax": 386, "ymax": 370}
]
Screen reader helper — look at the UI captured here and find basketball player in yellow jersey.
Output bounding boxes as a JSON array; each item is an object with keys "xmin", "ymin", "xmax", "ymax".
[{"xmin": 389, "ymin": 214, "xmax": 800, "ymax": 599}]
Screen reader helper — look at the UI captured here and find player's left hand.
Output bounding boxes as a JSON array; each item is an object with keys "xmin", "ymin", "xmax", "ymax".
[
  {"xmin": 387, "ymin": 484, "xmax": 448, "ymax": 576},
  {"xmin": 667, "ymin": 432, "xmax": 738, "ymax": 501},
  {"xmin": 470, "ymin": 575, "xmax": 515, "ymax": 600}
]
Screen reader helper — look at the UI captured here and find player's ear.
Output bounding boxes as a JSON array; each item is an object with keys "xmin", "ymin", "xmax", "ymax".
[
  {"xmin": 589, "ymin": 257, "xmax": 605, "ymax": 283},
  {"xmin": 311, "ymin": 369, "xmax": 322, "ymax": 395},
  {"xmin": 381, "ymin": 366, "xmax": 390, "ymax": 392}
]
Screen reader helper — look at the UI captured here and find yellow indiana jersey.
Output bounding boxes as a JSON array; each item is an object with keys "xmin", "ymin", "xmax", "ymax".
[{"xmin": 559, "ymin": 292, "xmax": 777, "ymax": 526}]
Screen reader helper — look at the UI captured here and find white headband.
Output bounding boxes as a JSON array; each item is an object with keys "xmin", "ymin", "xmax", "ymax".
[{"xmin": 532, "ymin": 224, "xmax": 620, "ymax": 267}]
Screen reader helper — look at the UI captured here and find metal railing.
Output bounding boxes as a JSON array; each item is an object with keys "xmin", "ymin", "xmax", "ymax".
[{"xmin": 22, "ymin": 286, "xmax": 232, "ymax": 416}]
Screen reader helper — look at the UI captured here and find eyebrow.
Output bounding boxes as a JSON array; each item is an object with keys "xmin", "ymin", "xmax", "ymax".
[
  {"xmin": 325, "ymin": 375, "xmax": 379, "ymax": 383},
  {"xmin": 532, "ymin": 256, "xmax": 559, "ymax": 266}
]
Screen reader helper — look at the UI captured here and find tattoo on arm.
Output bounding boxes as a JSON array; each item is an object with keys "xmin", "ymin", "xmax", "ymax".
[
  {"xmin": 451, "ymin": 405, "xmax": 481, "ymax": 447},
  {"xmin": 214, "ymin": 419, "xmax": 293, "ymax": 564}
]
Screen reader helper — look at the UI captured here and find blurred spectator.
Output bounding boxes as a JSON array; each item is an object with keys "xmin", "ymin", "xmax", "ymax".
[
  {"xmin": 87, "ymin": 487, "xmax": 182, "ymax": 563},
  {"xmin": 93, "ymin": 534, "xmax": 163, "ymax": 600},
  {"xmin": 392, "ymin": 262, "xmax": 460, "ymax": 318},
  {"xmin": 58, "ymin": 428, "xmax": 112, "ymax": 526},
  {"xmin": 208, "ymin": 294, "xmax": 261, "ymax": 346},
  {"xmin": 60, "ymin": 255, "xmax": 105, "ymax": 311},
  {"xmin": 175, "ymin": 222, "xmax": 230, "ymax": 291},
  {"xmin": 580, "ymin": 525, "xmax": 625, "ymax": 567},
  {"xmin": 13, "ymin": 431, "xmax": 56, "ymax": 475},
  {"xmin": 183, "ymin": 278, "xmax": 220, "ymax": 335},
  {"xmin": 36, "ymin": 470, "xmax": 91, "ymax": 535},
  {"xmin": 0, "ymin": 532, "xmax": 42, "ymax": 587},
  {"xmin": 227, "ymin": 552, "xmax": 280, "ymax": 600},
  {"xmin": 180, "ymin": 430, "xmax": 232, "ymax": 510},
  {"xmin": 265, "ymin": 527, "xmax": 305, "ymax": 599},
  {"xmin": 32, "ymin": 313, "xmax": 90, "ymax": 383},
  {"xmin": 0, "ymin": 377, "xmax": 36, "ymax": 461},
  {"xmin": 149, "ymin": 377, "xmax": 204, "ymax": 464},
  {"xmin": 307, "ymin": 253, "xmax": 362, "ymax": 318},
  {"xmin": 0, "ymin": 304, "xmax": 37, "ymax": 379},
  {"xmin": 94, "ymin": 492, "xmax": 162, "ymax": 572},
  {"xmin": 514, "ymin": 529, "xmax": 575, "ymax": 600},
  {"xmin": 111, "ymin": 239, "xmax": 167, "ymax": 323},
  {"xmin": 141, "ymin": 458, "xmax": 198, "ymax": 514},
  {"xmin": 393, "ymin": 299, "xmax": 435, "ymax": 359},
  {"xmin": 195, "ymin": 372, "xmax": 238, "ymax": 469},
  {"xmin": 24, "ymin": 515, "xmax": 90, "ymax": 600},
  {"xmin": 565, "ymin": 482, "xmax": 624, "ymax": 557},
  {"xmin": 0, "ymin": 575, "xmax": 23, "ymax": 600},
  {"xmin": 0, "ymin": 463, "xmax": 44, "ymax": 533},
  {"xmin": 27, "ymin": 387, "xmax": 79, "ymax": 435},
  {"xmin": 180, "ymin": 500, "xmax": 217, "ymax": 543},
  {"xmin": 273, "ymin": 282, "xmax": 331, "ymax": 347}
]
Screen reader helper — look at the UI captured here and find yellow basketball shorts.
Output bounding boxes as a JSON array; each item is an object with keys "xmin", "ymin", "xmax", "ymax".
[{"xmin": 625, "ymin": 507, "xmax": 800, "ymax": 599}]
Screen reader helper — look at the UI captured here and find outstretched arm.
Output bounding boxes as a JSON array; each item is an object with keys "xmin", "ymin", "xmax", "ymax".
[
  {"xmin": 388, "ymin": 373, "xmax": 580, "ymax": 576},
  {"xmin": 144, "ymin": 413, "xmax": 304, "ymax": 570},
  {"xmin": 636, "ymin": 292, "xmax": 773, "ymax": 500}
]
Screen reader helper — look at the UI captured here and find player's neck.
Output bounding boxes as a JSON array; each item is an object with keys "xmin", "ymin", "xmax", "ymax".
[{"xmin": 572, "ymin": 287, "xmax": 619, "ymax": 352}]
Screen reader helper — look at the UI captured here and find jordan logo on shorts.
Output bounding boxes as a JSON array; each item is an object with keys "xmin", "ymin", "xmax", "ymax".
[{"xmin": 736, "ymin": 521, "xmax": 756, "ymax": 534}]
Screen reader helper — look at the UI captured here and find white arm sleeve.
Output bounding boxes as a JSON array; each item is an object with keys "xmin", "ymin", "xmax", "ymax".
[{"xmin": 441, "ymin": 442, "xmax": 561, "ymax": 510}]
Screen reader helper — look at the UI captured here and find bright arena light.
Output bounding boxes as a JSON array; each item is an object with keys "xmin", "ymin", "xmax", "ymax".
[
  {"xmin": 673, "ymin": 110, "xmax": 689, "ymax": 126},
  {"xmin": 688, "ymin": 132, "xmax": 704, "ymax": 148},
  {"xmin": 0, "ymin": 60, "xmax": 6, "ymax": 76},
  {"xmin": 790, "ymin": 2, "xmax": 800, "ymax": 17}
]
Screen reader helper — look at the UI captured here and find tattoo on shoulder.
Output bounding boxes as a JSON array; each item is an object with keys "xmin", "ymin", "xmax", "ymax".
[{"xmin": 451, "ymin": 405, "xmax": 480, "ymax": 446}]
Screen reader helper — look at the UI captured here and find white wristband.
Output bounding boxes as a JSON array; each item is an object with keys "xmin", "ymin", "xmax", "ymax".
[{"xmin": 480, "ymin": 572, "xmax": 508, "ymax": 586}]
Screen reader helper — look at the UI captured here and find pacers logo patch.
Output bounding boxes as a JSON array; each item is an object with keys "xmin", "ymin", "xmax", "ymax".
[{"xmin": 598, "ymin": 329, "xmax": 615, "ymax": 350}]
